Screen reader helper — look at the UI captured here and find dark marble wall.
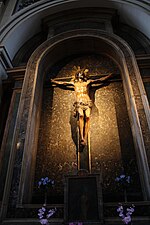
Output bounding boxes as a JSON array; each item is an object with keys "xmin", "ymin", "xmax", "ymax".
[
  {"xmin": 34, "ymin": 55, "xmax": 141, "ymax": 203},
  {"xmin": 0, "ymin": 91, "xmax": 21, "ymax": 200}
]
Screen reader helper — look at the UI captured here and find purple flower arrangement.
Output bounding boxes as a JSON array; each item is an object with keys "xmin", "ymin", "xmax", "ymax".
[
  {"xmin": 38, "ymin": 177, "xmax": 56, "ymax": 225},
  {"xmin": 115, "ymin": 174, "xmax": 131, "ymax": 202},
  {"xmin": 38, "ymin": 207, "xmax": 56, "ymax": 225},
  {"xmin": 38, "ymin": 177, "xmax": 54, "ymax": 188},
  {"xmin": 115, "ymin": 174, "xmax": 131, "ymax": 185},
  {"xmin": 117, "ymin": 204, "xmax": 135, "ymax": 224}
]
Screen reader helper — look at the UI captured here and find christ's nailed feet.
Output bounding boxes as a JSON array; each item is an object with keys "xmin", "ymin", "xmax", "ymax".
[{"xmin": 81, "ymin": 139, "xmax": 86, "ymax": 146}]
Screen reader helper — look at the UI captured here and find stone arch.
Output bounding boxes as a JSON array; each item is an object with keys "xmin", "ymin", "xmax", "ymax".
[
  {"xmin": 2, "ymin": 29, "xmax": 150, "ymax": 211},
  {"xmin": 1, "ymin": 0, "xmax": 150, "ymax": 61}
]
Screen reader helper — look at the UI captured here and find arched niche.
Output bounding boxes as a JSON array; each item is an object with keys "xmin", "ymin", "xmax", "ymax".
[
  {"xmin": 2, "ymin": 29, "xmax": 150, "ymax": 210},
  {"xmin": 1, "ymin": 0, "xmax": 150, "ymax": 61}
]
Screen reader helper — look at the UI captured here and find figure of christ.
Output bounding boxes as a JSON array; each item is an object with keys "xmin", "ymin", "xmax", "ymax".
[{"xmin": 51, "ymin": 67, "xmax": 113, "ymax": 145}]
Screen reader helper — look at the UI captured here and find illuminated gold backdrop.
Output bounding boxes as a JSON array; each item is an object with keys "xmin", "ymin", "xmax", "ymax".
[{"xmin": 34, "ymin": 55, "xmax": 138, "ymax": 203}]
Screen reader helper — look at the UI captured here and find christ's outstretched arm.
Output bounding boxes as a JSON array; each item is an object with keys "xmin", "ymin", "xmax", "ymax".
[
  {"xmin": 89, "ymin": 73, "xmax": 113, "ymax": 84},
  {"xmin": 51, "ymin": 79, "xmax": 73, "ymax": 86}
]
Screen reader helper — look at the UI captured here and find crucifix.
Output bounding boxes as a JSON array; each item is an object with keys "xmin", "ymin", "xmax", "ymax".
[{"xmin": 51, "ymin": 66, "xmax": 114, "ymax": 171}]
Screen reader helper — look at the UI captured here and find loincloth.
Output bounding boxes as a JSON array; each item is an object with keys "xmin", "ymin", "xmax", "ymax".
[{"xmin": 73, "ymin": 100, "xmax": 92, "ymax": 112}]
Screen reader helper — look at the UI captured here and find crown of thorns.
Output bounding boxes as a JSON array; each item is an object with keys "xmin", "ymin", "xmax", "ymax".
[{"xmin": 72, "ymin": 66, "xmax": 89, "ymax": 80}]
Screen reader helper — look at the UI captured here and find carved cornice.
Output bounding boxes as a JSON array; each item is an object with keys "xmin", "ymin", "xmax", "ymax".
[
  {"xmin": 136, "ymin": 54, "xmax": 150, "ymax": 68},
  {"xmin": 6, "ymin": 66, "xmax": 26, "ymax": 81},
  {"xmin": 43, "ymin": 7, "xmax": 116, "ymax": 36}
]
